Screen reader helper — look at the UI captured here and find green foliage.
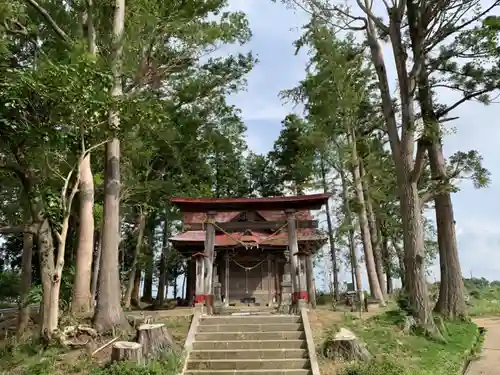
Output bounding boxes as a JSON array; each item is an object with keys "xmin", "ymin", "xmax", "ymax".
[
  {"xmin": 91, "ymin": 354, "xmax": 181, "ymax": 375},
  {"xmin": 0, "ymin": 270, "xmax": 21, "ymax": 301},
  {"xmin": 342, "ymin": 359, "xmax": 409, "ymax": 375}
]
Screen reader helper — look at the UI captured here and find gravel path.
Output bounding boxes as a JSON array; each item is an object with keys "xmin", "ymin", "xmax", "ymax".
[{"xmin": 466, "ymin": 318, "xmax": 500, "ymax": 375}]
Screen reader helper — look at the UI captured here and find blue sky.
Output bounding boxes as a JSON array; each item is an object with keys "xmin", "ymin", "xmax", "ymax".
[{"xmin": 224, "ymin": 0, "xmax": 500, "ymax": 285}]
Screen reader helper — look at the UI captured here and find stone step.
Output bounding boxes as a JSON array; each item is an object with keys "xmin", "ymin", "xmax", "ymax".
[
  {"xmin": 192, "ymin": 340, "xmax": 307, "ymax": 350},
  {"xmin": 195, "ymin": 331, "xmax": 305, "ymax": 341},
  {"xmin": 184, "ymin": 370, "xmax": 312, "ymax": 375},
  {"xmin": 186, "ymin": 359, "xmax": 310, "ymax": 371},
  {"xmin": 201, "ymin": 316, "xmax": 301, "ymax": 325},
  {"xmin": 198, "ymin": 323, "xmax": 303, "ymax": 333},
  {"xmin": 190, "ymin": 349, "xmax": 308, "ymax": 360}
]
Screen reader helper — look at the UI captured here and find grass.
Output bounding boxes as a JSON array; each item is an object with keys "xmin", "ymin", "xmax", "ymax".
[
  {"xmin": 467, "ymin": 287, "xmax": 500, "ymax": 317},
  {"xmin": 317, "ymin": 309, "xmax": 480, "ymax": 375},
  {"xmin": 0, "ymin": 313, "xmax": 192, "ymax": 375}
]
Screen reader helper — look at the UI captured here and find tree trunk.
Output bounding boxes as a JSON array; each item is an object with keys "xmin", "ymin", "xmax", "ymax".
[
  {"xmin": 349, "ymin": 130, "xmax": 385, "ymax": 305},
  {"xmin": 320, "ymin": 156, "xmax": 338, "ymax": 300},
  {"xmin": 131, "ymin": 267, "xmax": 141, "ymax": 307},
  {"xmin": 142, "ymin": 234, "xmax": 154, "ymax": 303},
  {"xmin": 380, "ymin": 232, "xmax": 393, "ymax": 294},
  {"xmin": 361, "ymin": 2, "xmax": 435, "ymax": 330},
  {"xmin": 306, "ymin": 254, "xmax": 316, "ymax": 308},
  {"xmin": 157, "ymin": 212, "xmax": 170, "ymax": 306},
  {"xmin": 124, "ymin": 211, "xmax": 147, "ymax": 309},
  {"xmin": 90, "ymin": 229, "xmax": 101, "ymax": 305},
  {"xmin": 93, "ymin": 0, "xmax": 129, "ymax": 332},
  {"xmin": 360, "ymin": 162, "xmax": 387, "ymax": 298},
  {"xmin": 38, "ymin": 219, "xmax": 56, "ymax": 337},
  {"xmin": 72, "ymin": 154, "xmax": 95, "ymax": 314},
  {"xmin": 393, "ymin": 240, "xmax": 406, "ymax": 288},
  {"xmin": 339, "ymin": 167, "xmax": 363, "ymax": 305},
  {"xmin": 415, "ymin": 61, "xmax": 466, "ymax": 319},
  {"xmin": 18, "ymin": 230, "xmax": 33, "ymax": 333},
  {"xmin": 432, "ymin": 191, "xmax": 466, "ymax": 318},
  {"xmin": 401, "ymin": 180, "xmax": 434, "ymax": 326}
]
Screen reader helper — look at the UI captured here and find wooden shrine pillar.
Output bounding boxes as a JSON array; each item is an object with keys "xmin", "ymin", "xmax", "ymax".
[
  {"xmin": 285, "ymin": 209, "xmax": 299, "ymax": 308},
  {"xmin": 306, "ymin": 251, "xmax": 317, "ymax": 308},
  {"xmin": 192, "ymin": 252, "xmax": 205, "ymax": 312},
  {"xmin": 278, "ymin": 249, "xmax": 293, "ymax": 314},
  {"xmin": 186, "ymin": 257, "xmax": 194, "ymax": 306},
  {"xmin": 267, "ymin": 254, "xmax": 273, "ymax": 307},
  {"xmin": 204, "ymin": 211, "xmax": 216, "ymax": 314},
  {"xmin": 224, "ymin": 251, "xmax": 230, "ymax": 307},
  {"xmin": 294, "ymin": 249, "xmax": 309, "ymax": 310}
]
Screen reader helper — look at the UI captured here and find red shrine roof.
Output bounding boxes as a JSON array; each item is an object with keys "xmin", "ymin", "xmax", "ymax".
[
  {"xmin": 170, "ymin": 228, "xmax": 320, "ymax": 247},
  {"xmin": 182, "ymin": 210, "xmax": 313, "ymax": 224},
  {"xmin": 169, "ymin": 194, "xmax": 331, "ymax": 249},
  {"xmin": 170, "ymin": 193, "xmax": 331, "ymax": 212}
]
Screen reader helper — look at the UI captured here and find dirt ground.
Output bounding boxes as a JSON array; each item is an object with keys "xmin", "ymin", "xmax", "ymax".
[{"xmin": 466, "ymin": 317, "xmax": 500, "ymax": 375}]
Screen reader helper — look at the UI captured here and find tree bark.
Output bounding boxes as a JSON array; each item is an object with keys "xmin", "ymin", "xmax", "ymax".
[
  {"xmin": 38, "ymin": 219, "xmax": 56, "ymax": 337},
  {"xmin": 320, "ymin": 156, "xmax": 338, "ymax": 300},
  {"xmin": 131, "ymin": 266, "xmax": 141, "ymax": 307},
  {"xmin": 339, "ymin": 167, "xmax": 363, "ymax": 305},
  {"xmin": 393, "ymin": 240, "xmax": 406, "ymax": 289},
  {"xmin": 306, "ymin": 254, "xmax": 316, "ymax": 308},
  {"xmin": 72, "ymin": 154, "xmax": 95, "ymax": 314},
  {"xmin": 379, "ymin": 230, "xmax": 393, "ymax": 294},
  {"xmin": 90, "ymin": 229, "xmax": 101, "ymax": 305},
  {"xmin": 361, "ymin": 1, "xmax": 435, "ymax": 329},
  {"xmin": 93, "ymin": 0, "xmax": 129, "ymax": 332},
  {"xmin": 348, "ymin": 129, "xmax": 385, "ymax": 305},
  {"xmin": 123, "ymin": 211, "xmax": 147, "ymax": 309},
  {"xmin": 413, "ymin": 50, "xmax": 467, "ymax": 319},
  {"xmin": 18, "ymin": 230, "xmax": 33, "ymax": 333},
  {"xmin": 157, "ymin": 212, "xmax": 170, "ymax": 306},
  {"xmin": 360, "ymin": 162, "xmax": 386, "ymax": 298},
  {"xmin": 142, "ymin": 230, "xmax": 154, "ymax": 303}
]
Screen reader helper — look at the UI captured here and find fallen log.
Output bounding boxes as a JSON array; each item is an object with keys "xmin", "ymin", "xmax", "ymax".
[
  {"xmin": 135, "ymin": 323, "xmax": 179, "ymax": 358},
  {"xmin": 111, "ymin": 341, "xmax": 143, "ymax": 363}
]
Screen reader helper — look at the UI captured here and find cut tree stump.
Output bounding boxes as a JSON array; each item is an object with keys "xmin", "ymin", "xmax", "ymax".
[
  {"xmin": 111, "ymin": 341, "xmax": 143, "ymax": 363},
  {"xmin": 135, "ymin": 323, "xmax": 179, "ymax": 358},
  {"xmin": 322, "ymin": 328, "xmax": 372, "ymax": 361}
]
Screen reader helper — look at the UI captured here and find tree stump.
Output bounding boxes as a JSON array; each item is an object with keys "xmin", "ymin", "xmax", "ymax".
[
  {"xmin": 135, "ymin": 323, "xmax": 179, "ymax": 358},
  {"xmin": 322, "ymin": 328, "xmax": 372, "ymax": 361},
  {"xmin": 111, "ymin": 341, "xmax": 143, "ymax": 363}
]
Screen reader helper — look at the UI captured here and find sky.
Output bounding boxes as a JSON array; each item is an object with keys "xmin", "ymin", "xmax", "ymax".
[{"xmin": 221, "ymin": 0, "xmax": 500, "ymax": 286}]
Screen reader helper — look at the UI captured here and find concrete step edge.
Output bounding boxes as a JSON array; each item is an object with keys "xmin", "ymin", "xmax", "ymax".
[
  {"xmin": 191, "ymin": 349, "xmax": 307, "ymax": 352},
  {"xmin": 191, "ymin": 340, "xmax": 306, "ymax": 343},
  {"xmin": 199, "ymin": 323, "xmax": 303, "ymax": 326},
  {"xmin": 196, "ymin": 331, "xmax": 304, "ymax": 334},
  {"xmin": 184, "ymin": 371, "xmax": 311, "ymax": 373},
  {"xmin": 187, "ymin": 359, "xmax": 309, "ymax": 363}
]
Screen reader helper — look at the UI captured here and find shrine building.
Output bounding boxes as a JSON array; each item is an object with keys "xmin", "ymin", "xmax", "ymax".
[{"xmin": 169, "ymin": 193, "xmax": 331, "ymax": 313}]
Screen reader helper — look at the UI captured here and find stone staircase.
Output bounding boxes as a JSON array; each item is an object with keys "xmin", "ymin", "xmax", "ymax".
[{"xmin": 184, "ymin": 314, "xmax": 313, "ymax": 375}]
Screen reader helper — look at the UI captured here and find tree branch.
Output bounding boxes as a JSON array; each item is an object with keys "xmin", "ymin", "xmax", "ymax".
[
  {"xmin": 0, "ymin": 223, "xmax": 38, "ymax": 235},
  {"xmin": 436, "ymin": 89, "xmax": 491, "ymax": 119},
  {"xmin": 24, "ymin": 0, "xmax": 71, "ymax": 44}
]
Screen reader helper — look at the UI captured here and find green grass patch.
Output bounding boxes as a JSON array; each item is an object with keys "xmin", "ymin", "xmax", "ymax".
[
  {"xmin": 467, "ymin": 287, "xmax": 500, "ymax": 317},
  {"xmin": 334, "ymin": 310, "xmax": 479, "ymax": 375}
]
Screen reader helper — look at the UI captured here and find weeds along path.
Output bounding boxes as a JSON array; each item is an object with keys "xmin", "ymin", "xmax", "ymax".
[{"xmin": 466, "ymin": 317, "xmax": 500, "ymax": 375}]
